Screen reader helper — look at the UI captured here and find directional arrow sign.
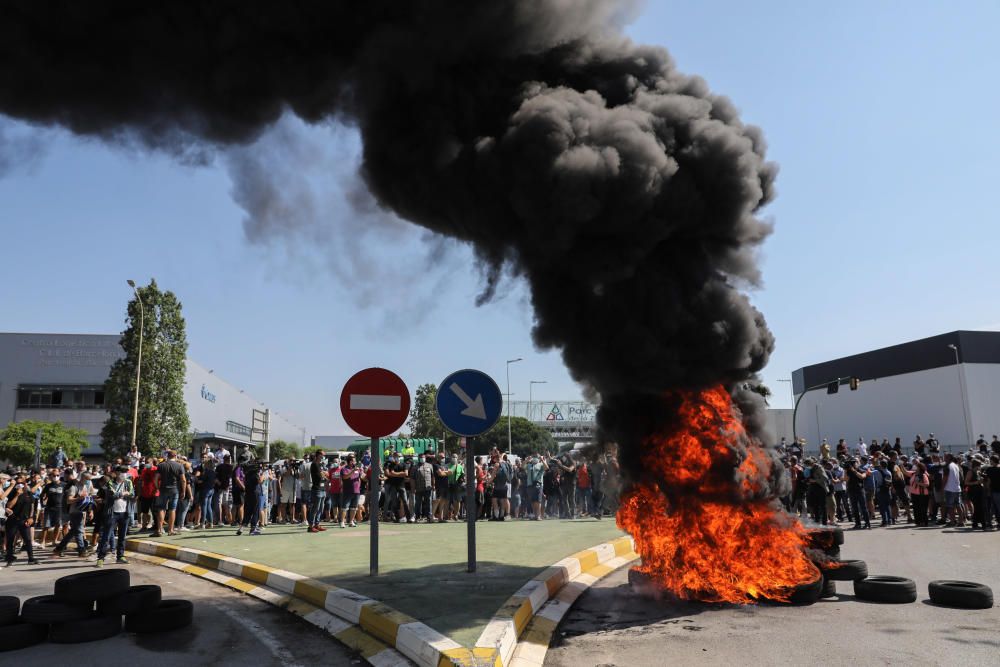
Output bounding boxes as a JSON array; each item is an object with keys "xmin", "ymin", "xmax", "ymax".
[{"xmin": 436, "ymin": 369, "xmax": 503, "ymax": 437}]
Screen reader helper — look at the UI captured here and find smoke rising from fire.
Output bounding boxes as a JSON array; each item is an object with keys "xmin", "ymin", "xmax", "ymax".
[{"xmin": 0, "ymin": 1, "xmax": 778, "ymax": 482}]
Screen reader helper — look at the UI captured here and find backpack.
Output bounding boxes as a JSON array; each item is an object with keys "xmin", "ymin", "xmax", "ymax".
[
  {"xmin": 415, "ymin": 463, "xmax": 432, "ymax": 492},
  {"xmin": 494, "ymin": 462, "xmax": 511, "ymax": 486}
]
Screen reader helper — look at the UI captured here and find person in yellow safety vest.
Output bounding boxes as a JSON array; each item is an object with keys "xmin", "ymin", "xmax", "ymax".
[{"xmin": 401, "ymin": 442, "xmax": 417, "ymax": 458}]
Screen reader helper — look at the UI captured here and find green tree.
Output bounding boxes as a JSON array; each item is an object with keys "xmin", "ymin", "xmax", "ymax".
[
  {"xmin": 101, "ymin": 279, "xmax": 191, "ymax": 459},
  {"xmin": 0, "ymin": 420, "xmax": 87, "ymax": 468},
  {"xmin": 268, "ymin": 439, "xmax": 301, "ymax": 461},
  {"xmin": 407, "ymin": 383, "xmax": 457, "ymax": 450},
  {"xmin": 302, "ymin": 445, "xmax": 324, "ymax": 458},
  {"xmin": 475, "ymin": 416, "xmax": 556, "ymax": 458}
]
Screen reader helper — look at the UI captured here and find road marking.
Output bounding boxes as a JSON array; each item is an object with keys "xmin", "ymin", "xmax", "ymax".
[
  {"xmin": 349, "ymin": 394, "xmax": 401, "ymax": 411},
  {"xmin": 213, "ymin": 601, "xmax": 306, "ymax": 667}
]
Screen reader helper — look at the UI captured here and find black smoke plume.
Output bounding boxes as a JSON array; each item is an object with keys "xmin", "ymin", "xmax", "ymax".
[{"xmin": 0, "ymin": 1, "xmax": 778, "ymax": 484}]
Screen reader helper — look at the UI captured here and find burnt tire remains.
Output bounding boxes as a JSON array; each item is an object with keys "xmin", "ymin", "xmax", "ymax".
[
  {"xmin": 0, "ymin": 596, "xmax": 20, "ymax": 626},
  {"xmin": 853, "ymin": 576, "xmax": 917, "ymax": 604},
  {"xmin": 928, "ymin": 580, "xmax": 994, "ymax": 609}
]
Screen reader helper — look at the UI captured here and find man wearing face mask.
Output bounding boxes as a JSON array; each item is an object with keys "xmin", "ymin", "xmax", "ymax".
[
  {"xmin": 96, "ymin": 467, "xmax": 134, "ymax": 566},
  {"xmin": 525, "ymin": 454, "xmax": 548, "ymax": 520},
  {"xmin": 4, "ymin": 475, "xmax": 40, "ymax": 565}
]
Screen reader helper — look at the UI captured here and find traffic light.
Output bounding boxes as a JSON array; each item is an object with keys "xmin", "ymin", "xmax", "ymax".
[
  {"xmin": 827, "ymin": 381, "xmax": 839, "ymax": 394},
  {"xmin": 849, "ymin": 377, "xmax": 860, "ymax": 391}
]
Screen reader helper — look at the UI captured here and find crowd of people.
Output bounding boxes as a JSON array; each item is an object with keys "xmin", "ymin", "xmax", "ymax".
[
  {"xmin": 779, "ymin": 434, "xmax": 1000, "ymax": 531},
  {"xmin": 1, "ymin": 441, "xmax": 624, "ymax": 566}
]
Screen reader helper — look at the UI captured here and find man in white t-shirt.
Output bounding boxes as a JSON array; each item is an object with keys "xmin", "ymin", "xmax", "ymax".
[
  {"xmin": 857, "ymin": 438, "xmax": 868, "ymax": 458},
  {"xmin": 942, "ymin": 453, "xmax": 963, "ymax": 526}
]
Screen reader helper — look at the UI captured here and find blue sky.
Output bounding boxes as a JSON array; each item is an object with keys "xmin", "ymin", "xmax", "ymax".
[{"xmin": 2, "ymin": 1, "xmax": 998, "ymax": 434}]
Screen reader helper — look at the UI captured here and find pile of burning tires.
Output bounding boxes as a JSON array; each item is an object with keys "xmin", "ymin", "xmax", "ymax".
[
  {"xmin": 0, "ymin": 569, "xmax": 193, "ymax": 652},
  {"xmin": 803, "ymin": 526, "xmax": 993, "ymax": 608}
]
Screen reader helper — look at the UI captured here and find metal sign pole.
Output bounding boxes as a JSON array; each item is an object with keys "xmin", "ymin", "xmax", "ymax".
[
  {"xmin": 370, "ymin": 435, "xmax": 380, "ymax": 576},
  {"xmin": 467, "ymin": 436, "xmax": 476, "ymax": 573}
]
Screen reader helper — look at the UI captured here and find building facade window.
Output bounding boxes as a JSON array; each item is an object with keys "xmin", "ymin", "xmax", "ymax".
[{"xmin": 16, "ymin": 385, "xmax": 106, "ymax": 409}]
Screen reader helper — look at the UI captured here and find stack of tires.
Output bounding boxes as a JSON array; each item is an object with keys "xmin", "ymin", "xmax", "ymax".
[{"xmin": 0, "ymin": 570, "xmax": 193, "ymax": 653}]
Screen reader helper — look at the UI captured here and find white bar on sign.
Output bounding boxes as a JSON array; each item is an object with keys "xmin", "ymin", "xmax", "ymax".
[{"xmin": 350, "ymin": 394, "xmax": 401, "ymax": 411}]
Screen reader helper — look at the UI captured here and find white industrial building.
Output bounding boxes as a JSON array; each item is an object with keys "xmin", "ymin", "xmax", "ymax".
[
  {"xmin": 791, "ymin": 331, "xmax": 1000, "ymax": 451},
  {"xmin": 0, "ymin": 332, "xmax": 306, "ymax": 458}
]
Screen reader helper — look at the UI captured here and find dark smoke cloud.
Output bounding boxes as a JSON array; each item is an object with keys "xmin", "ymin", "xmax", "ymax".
[{"xmin": 0, "ymin": 0, "xmax": 777, "ymax": 480}]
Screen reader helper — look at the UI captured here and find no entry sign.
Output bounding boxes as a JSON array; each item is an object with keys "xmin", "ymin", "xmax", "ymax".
[{"xmin": 340, "ymin": 368, "xmax": 410, "ymax": 438}]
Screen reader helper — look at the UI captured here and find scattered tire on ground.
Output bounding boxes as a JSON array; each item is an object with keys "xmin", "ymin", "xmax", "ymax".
[
  {"xmin": 54, "ymin": 569, "xmax": 130, "ymax": 603},
  {"xmin": 20, "ymin": 595, "xmax": 93, "ymax": 625},
  {"xmin": 820, "ymin": 578, "xmax": 837, "ymax": 599},
  {"xmin": 98, "ymin": 585, "xmax": 162, "ymax": 616},
  {"xmin": 806, "ymin": 526, "xmax": 845, "ymax": 549},
  {"xmin": 928, "ymin": 581, "xmax": 994, "ymax": 609},
  {"xmin": 0, "ymin": 596, "xmax": 20, "ymax": 626},
  {"xmin": 853, "ymin": 576, "xmax": 917, "ymax": 604},
  {"xmin": 50, "ymin": 614, "xmax": 123, "ymax": 644},
  {"xmin": 820, "ymin": 559, "xmax": 868, "ymax": 582},
  {"xmin": 125, "ymin": 599, "xmax": 194, "ymax": 634},
  {"xmin": 0, "ymin": 618, "xmax": 49, "ymax": 652}
]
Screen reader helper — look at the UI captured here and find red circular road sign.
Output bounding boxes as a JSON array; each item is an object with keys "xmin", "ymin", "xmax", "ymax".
[{"xmin": 340, "ymin": 368, "xmax": 410, "ymax": 438}]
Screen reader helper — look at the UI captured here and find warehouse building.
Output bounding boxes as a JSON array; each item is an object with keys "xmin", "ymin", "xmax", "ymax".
[
  {"xmin": 791, "ymin": 330, "xmax": 1000, "ymax": 450},
  {"xmin": 1, "ymin": 332, "xmax": 305, "ymax": 457}
]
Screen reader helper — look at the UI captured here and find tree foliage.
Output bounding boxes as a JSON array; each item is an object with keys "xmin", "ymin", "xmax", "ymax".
[
  {"xmin": 302, "ymin": 445, "xmax": 324, "ymax": 458},
  {"xmin": 407, "ymin": 383, "xmax": 458, "ymax": 450},
  {"xmin": 475, "ymin": 416, "xmax": 556, "ymax": 458},
  {"xmin": 268, "ymin": 439, "xmax": 301, "ymax": 461},
  {"xmin": 0, "ymin": 420, "xmax": 87, "ymax": 468},
  {"xmin": 101, "ymin": 279, "xmax": 191, "ymax": 459}
]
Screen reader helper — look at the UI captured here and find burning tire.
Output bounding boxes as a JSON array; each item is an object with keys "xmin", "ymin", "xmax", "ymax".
[
  {"xmin": 820, "ymin": 559, "xmax": 868, "ymax": 582},
  {"xmin": 805, "ymin": 526, "xmax": 844, "ymax": 549},
  {"xmin": 98, "ymin": 585, "xmax": 162, "ymax": 616},
  {"xmin": 0, "ymin": 619, "xmax": 49, "ymax": 652},
  {"xmin": 853, "ymin": 576, "xmax": 917, "ymax": 604},
  {"xmin": 54, "ymin": 569, "xmax": 130, "ymax": 603},
  {"xmin": 823, "ymin": 545, "xmax": 841, "ymax": 559},
  {"xmin": 820, "ymin": 578, "xmax": 837, "ymax": 599},
  {"xmin": 783, "ymin": 575, "xmax": 823, "ymax": 605},
  {"xmin": 928, "ymin": 581, "xmax": 994, "ymax": 609},
  {"xmin": 124, "ymin": 599, "xmax": 193, "ymax": 634}
]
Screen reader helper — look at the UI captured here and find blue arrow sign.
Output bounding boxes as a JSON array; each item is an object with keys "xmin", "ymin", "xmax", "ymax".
[{"xmin": 435, "ymin": 369, "xmax": 503, "ymax": 437}]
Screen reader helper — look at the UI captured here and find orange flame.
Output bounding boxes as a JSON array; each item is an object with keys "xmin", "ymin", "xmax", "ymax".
[{"xmin": 617, "ymin": 386, "xmax": 819, "ymax": 603}]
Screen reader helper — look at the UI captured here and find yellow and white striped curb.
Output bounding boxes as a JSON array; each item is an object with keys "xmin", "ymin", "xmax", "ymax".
[
  {"xmin": 126, "ymin": 539, "xmax": 462, "ymax": 667},
  {"xmin": 470, "ymin": 535, "xmax": 639, "ymax": 667},
  {"xmin": 127, "ymin": 550, "xmax": 411, "ymax": 666}
]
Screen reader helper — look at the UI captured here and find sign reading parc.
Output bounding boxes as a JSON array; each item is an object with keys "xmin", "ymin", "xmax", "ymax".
[{"xmin": 339, "ymin": 368, "xmax": 410, "ymax": 438}]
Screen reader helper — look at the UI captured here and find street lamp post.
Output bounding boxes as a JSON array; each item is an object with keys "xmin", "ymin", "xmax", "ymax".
[
  {"xmin": 127, "ymin": 280, "xmax": 144, "ymax": 454},
  {"xmin": 947, "ymin": 344, "xmax": 972, "ymax": 446},
  {"xmin": 529, "ymin": 380, "xmax": 547, "ymax": 423},
  {"xmin": 506, "ymin": 358, "xmax": 522, "ymax": 453}
]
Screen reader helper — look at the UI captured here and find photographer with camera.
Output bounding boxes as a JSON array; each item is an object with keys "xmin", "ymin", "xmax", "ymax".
[{"xmin": 278, "ymin": 457, "xmax": 300, "ymax": 523}]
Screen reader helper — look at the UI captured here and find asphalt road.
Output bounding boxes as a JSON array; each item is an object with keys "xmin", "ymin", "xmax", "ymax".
[
  {"xmin": 0, "ymin": 556, "xmax": 362, "ymax": 665},
  {"xmin": 546, "ymin": 523, "xmax": 999, "ymax": 666}
]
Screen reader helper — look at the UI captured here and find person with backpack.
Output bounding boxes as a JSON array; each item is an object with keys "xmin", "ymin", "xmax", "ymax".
[
  {"xmin": 873, "ymin": 460, "xmax": 895, "ymax": 526},
  {"xmin": 490, "ymin": 455, "xmax": 513, "ymax": 521},
  {"xmin": 53, "ymin": 472, "xmax": 93, "ymax": 557},
  {"xmin": 413, "ymin": 455, "xmax": 434, "ymax": 523}
]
